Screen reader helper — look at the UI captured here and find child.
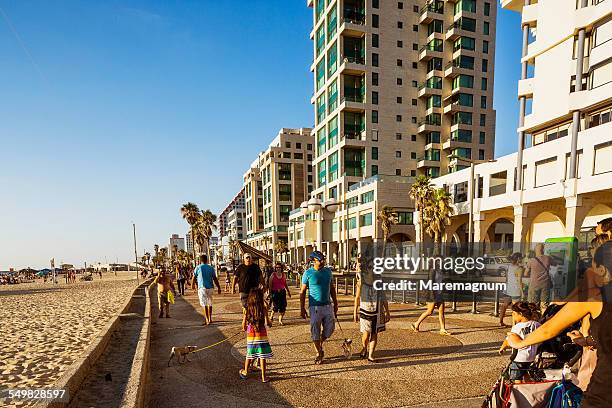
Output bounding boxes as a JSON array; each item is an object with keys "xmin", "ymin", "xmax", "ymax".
[
  {"xmin": 240, "ymin": 288, "xmax": 273, "ymax": 382},
  {"xmin": 498, "ymin": 302, "xmax": 542, "ymax": 380},
  {"xmin": 223, "ymin": 268, "xmax": 231, "ymax": 293}
]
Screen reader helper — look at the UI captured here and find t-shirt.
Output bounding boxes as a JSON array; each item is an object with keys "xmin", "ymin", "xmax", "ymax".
[
  {"xmin": 302, "ymin": 267, "xmax": 333, "ymax": 306},
  {"xmin": 528, "ymin": 256, "xmax": 552, "ymax": 289},
  {"xmin": 236, "ymin": 264, "xmax": 262, "ymax": 294},
  {"xmin": 193, "ymin": 264, "xmax": 216, "ymax": 289},
  {"xmin": 511, "ymin": 320, "xmax": 542, "ymax": 362}
]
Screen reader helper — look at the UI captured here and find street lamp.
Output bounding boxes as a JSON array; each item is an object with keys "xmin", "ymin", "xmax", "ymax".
[
  {"xmin": 447, "ymin": 154, "xmax": 496, "ymax": 253},
  {"xmin": 301, "ymin": 198, "xmax": 339, "ymax": 253}
]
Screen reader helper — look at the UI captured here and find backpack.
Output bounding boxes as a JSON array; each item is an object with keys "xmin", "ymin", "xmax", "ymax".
[{"xmin": 547, "ymin": 380, "xmax": 582, "ymax": 408}]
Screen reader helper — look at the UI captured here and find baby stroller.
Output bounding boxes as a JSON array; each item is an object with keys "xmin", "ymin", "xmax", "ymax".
[{"xmin": 533, "ymin": 304, "xmax": 582, "ymax": 370}]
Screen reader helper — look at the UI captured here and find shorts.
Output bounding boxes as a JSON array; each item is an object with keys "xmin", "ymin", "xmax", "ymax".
[
  {"xmin": 509, "ymin": 361, "xmax": 532, "ymax": 381},
  {"xmin": 240, "ymin": 292, "xmax": 249, "ymax": 309},
  {"xmin": 271, "ymin": 289, "xmax": 287, "ymax": 313},
  {"xmin": 360, "ymin": 316, "xmax": 378, "ymax": 334},
  {"xmin": 198, "ymin": 287, "xmax": 214, "ymax": 307},
  {"xmin": 309, "ymin": 304, "xmax": 335, "ymax": 341}
]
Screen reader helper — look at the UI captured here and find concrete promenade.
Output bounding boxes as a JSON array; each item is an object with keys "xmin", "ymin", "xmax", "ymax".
[{"xmin": 146, "ymin": 285, "xmax": 511, "ymax": 408}]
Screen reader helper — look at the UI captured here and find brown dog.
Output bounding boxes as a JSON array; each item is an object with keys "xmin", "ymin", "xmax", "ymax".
[{"xmin": 167, "ymin": 346, "xmax": 197, "ymax": 366}]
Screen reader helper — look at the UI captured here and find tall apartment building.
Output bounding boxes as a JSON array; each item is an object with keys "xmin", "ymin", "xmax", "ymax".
[
  {"xmin": 502, "ymin": 0, "xmax": 612, "ymax": 190},
  {"xmin": 186, "ymin": 231, "xmax": 194, "ymax": 254},
  {"xmin": 217, "ymin": 190, "xmax": 245, "ymax": 241},
  {"xmin": 308, "ymin": 0, "xmax": 496, "ymax": 204},
  {"xmin": 243, "ymin": 128, "xmax": 314, "ymax": 257},
  {"xmin": 168, "ymin": 234, "xmax": 185, "ymax": 258}
]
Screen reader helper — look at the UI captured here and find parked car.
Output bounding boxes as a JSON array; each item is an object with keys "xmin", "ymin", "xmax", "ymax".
[{"xmin": 476, "ymin": 256, "xmax": 510, "ymax": 277}]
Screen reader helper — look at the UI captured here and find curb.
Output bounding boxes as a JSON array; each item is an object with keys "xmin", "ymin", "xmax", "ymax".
[
  {"xmin": 36, "ymin": 279, "xmax": 150, "ymax": 408},
  {"xmin": 119, "ymin": 281, "xmax": 154, "ymax": 408}
]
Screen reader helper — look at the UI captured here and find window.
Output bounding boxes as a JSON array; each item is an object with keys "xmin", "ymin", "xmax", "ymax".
[
  {"xmin": 411, "ymin": 134, "xmax": 417, "ymax": 141},
  {"xmin": 428, "ymin": 20, "xmax": 443, "ymax": 35},
  {"xmin": 397, "ymin": 59, "xmax": 403, "ymax": 67},
  {"xmin": 295, "ymin": 152, "xmax": 303, "ymax": 159},
  {"xmin": 318, "ymin": 160, "xmax": 326, "ymax": 187},
  {"xmin": 316, "ymin": 26, "xmax": 325, "ymax": 57},
  {"xmin": 361, "ymin": 190, "xmax": 374, "ymax": 203},
  {"xmin": 412, "ymin": 62, "xmax": 418, "ymax": 69},
  {"xmin": 279, "ymin": 163, "xmax": 292, "ymax": 180},
  {"xmin": 397, "ymin": 40, "xmax": 403, "ymax": 48},
  {"xmin": 451, "ymin": 128, "xmax": 472, "ymax": 142},
  {"xmin": 412, "ymin": 43, "xmax": 418, "ymax": 51},
  {"xmin": 327, "ymin": 4, "xmax": 337, "ymax": 40},
  {"xmin": 426, "ymin": 131, "xmax": 440, "ymax": 144},
  {"xmin": 360, "ymin": 213, "xmax": 373, "ymax": 227},
  {"xmin": 348, "ymin": 217, "xmax": 357, "ymax": 229},
  {"xmin": 329, "ymin": 115, "xmax": 339, "ymax": 147},
  {"xmin": 372, "ymin": 147, "xmax": 378, "ymax": 160},
  {"xmin": 588, "ymin": 106, "xmax": 612, "ymax": 129},
  {"xmin": 479, "ymin": 149, "xmax": 485, "ymax": 160},
  {"xmin": 279, "ymin": 184, "xmax": 292, "ymax": 201},
  {"xmin": 397, "ymin": 21, "xmax": 403, "ymax": 29},
  {"xmin": 316, "ymin": 95, "xmax": 326, "ymax": 123},
  {"xmin": 372, "ymin": 72, "xmax": 379, "ymax": 86},
  {"xmin": 372, "ymin": 14, "xmax": 379, "ymax": 28},
  {"xmin": 315, "ymin": 0, "xmax": 325, "ymax": 22},
  {"xmin": 396, "ymin": 115, "xmax": 402, "ymax": 122},
  {"xmin": 411, "ymin": 152, "xmax": 417, "ymax": 159},
  {"xmin": 457, "ymin": 93, "xmax": 473, "ymax": 107},
  {"xmin": 484, "ymin": 2, "xmax": 491, "ymax": 16},
  {"xmin": 412, "ymin": 98, "xmax": 418, "ymax": 106},
  {"xmin": 372, "ymin": 53, "xmax": 379, "ymax": 67},
  {"xmin": 483, "ymin": 40, "xmax": 489, "ymax": 54},
  {"xmin": 427, "ymin": 95, "xmax": 441, "ymax": 108},
  {"xmin": 481, "ymin": 95, "xmax": 487, "ymax": 108},
  {"xmin": 372, "ymin": 110, "xmax": 379, "ymax": 123},
  {"xmin": 285, "ymin": 142, "xmax": 291, "ymax": 148},
  {"xmin": 454, "ymin": 0, "xmax": 476, "ymax": 14},
  {"xmin": 328, "ymin": 151, "xmax": 338, "ymax": 182},
  {"xmin": 454, "ymin": 36, "xmax": 475, "ymax": 51},
  {"xmin": 480, "ymin": 114, "xmax": 486, "ymax": 127},
  {"xmin": 481, "ymin": 77, "xmax": 488, "ymax": 90},
  {"xmin": 372, "ymin": 165, "xmax": 378, "ymax": 176},
  {"xmin": 412, "ymin": 117, "xmax": 417, "ymax": 124},
  {"xmin": 413, "ymin": 24, "xmax": 419, "ymax": 32},
  {"xmin": 451, "ymin": 111, "xmax": 472, "ymax": 125},
  {"xmin": 396, "ymin": 133, "xmax": 402, "ymax": 140},
  {"xmin": 412, "ymin": 80, "xmax": 418, "ymax": 87},
  {"xmin": 398, "ymin": 2, "xmax": 403, "ymax": 9},
  {"xmin": 395, "ymin": 169, "xmax": 402, "ymax": 176},
  {"xmin": 397, "ymin": 77, "xmax": 403, "ymax": 85},
  {"xmin": 397, "ymin": 96, "xmax": 403, "ymax": 103},
  {"xmin": 482, "ymin": 59, "xmax": 488, "ymax": 72},
  {"xmin": 316, "ymin": 59, "xmax": 325, "ymax": 90},
  {"xmin": 427, "ymin": 57, "xmax": 443, "ymax": 72},
  {"xmin": 372, "ymin": 33, "xmax": 379, "ymax": 48},
  {"xmin": 484, "ymin": 22, "xmax": 490, "ymax": 35},
  {"xmin": 457, "ymin": 17, "xmax": 476, "ymax": 32},
  {"xmin": 328, "ymin": 79, "xmax": 338, "ymax": 112},
  {"xmin": 396, "ymin": 151, "xmax": 402, "ymax": 158},
  {"xmin": 327, "ymin": 42, "xmax": 337, "ymax": 76},
  {"xmin": 452, "ymin": 74, "xmax": 474, "ymax": 89},
  {"xmin": 397, "ymin": 212, "xmax": 413, "ymax": 225},
  {"xmin": 373, "ymin": 0, "xmax": 379, "ymax": 8},
  {"xmin": 372, "ymin": 91, "xmax": 379, "ymax": 104},
  {"xmin": 307, "ymin": 143, "xmax": 312, "ymax": 150},
  {"xmin": 413, "ymin": 5, "xmax": 419, "ymax": 12}
]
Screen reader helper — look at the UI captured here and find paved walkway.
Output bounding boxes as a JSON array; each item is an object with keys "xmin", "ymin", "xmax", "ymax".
[{"xmin": 146, "ymin": 287, "xmax": 510, "ymax": 408}]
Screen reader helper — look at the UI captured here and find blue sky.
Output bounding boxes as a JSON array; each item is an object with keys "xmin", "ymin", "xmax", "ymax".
[{"xmin": 0, "ymin": 1, "xmax": 522, "ymax": 269}]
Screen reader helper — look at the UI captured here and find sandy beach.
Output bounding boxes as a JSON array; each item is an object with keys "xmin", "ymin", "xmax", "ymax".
[{"xmin": 0, "ymin": 272, "xmax": 140, "ymax": 402}]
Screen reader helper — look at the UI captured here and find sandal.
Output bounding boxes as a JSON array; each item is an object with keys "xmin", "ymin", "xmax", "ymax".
[
  {"xmin": 239, "ymin": 369, "xmax": 248, "ymax": 380},
  {"xmin": 439, "ymin": 329, "xmax": 452, "ymax": 336},
  {"xmin": 314, "ymin": 351, "xmax": 324, "ymax": 365},
  {"xmin": 410, "ymin": 323, "xmax": 420, "ymax": 333},
  {"xmin": 367, "ymin": 357, "xmax": 377, "ymax": 363}
]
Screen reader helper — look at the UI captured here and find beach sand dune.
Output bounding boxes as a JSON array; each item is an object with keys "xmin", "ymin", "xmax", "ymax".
[{"xmin": 0, "ymin": 273, "xmax": 139, "ymax": 407}]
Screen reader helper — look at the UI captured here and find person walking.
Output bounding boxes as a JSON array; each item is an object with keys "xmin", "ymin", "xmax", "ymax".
[
  {"xmin": 239, "ymin": 288, "xmax": 273, "ymax": 383},
  {"xmin": 499, "ymin": 252, "xmax": 525, "ymax": 327},
  {"xmin": 154, "ymin": 269, "xmax": 176, "ymax": 318},
  {"xmin": 191, "ymin": 255, "xmax": 221, "ymax": 325},
  {"xmin": 525, "ymin": 243, "xmax": 553, "ymax": 308},
  {"xmin": 268, "ymin": 262, "xmax": 292, "ymax": 325},
  {"xmin": 176, "ymin": 263, "xmax": 186, "ymax": 296},
  {"xmin": 233, "ymin": 253, "xmax": 263, "ymax": 309},
  {"xmin": 411, "ymin": 265, "xmax": 451, "ymax": 335},
  {"xmin": 354, "ymin": 262, "xmax": 390, "ymax": 362},
  {"xmin": 299, "ymin": 251, "xmax": 338, "ymax": 365}
]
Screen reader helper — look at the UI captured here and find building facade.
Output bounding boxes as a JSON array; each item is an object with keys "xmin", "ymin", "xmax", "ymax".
[
  {"xmin": 186, "ymin": 231, "xmax": 194, "ymax": 254},
  {"xmin": 218, "ymin": 190, "xmax": 246, "ymax": 241},
  {"xmin": 244, "ymin": 128, "xmax": 315, "ymax": 258},
  {"xmin": 308, "ymin": 0, "xmax": 496, "ymax": 206},
  {"xmin": 168, "ymin": 234, "xmax": 185, "ymax": 258}
]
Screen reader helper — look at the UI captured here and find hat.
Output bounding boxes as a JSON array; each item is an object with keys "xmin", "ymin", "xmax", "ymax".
[{"xmin": 309, "ymin": 251, "xmax": 326, "ymax": 261}]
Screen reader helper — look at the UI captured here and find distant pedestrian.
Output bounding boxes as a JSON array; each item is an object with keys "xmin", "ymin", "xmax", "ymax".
[
  {"xmin": 411, "ymin": 266, "xmax": 451, "ymax": 335},
  {"xmin": 99, "ymin": 270, "xmax": 103, "ymax": 280},
  {"xmin": 525, "ymin": 243, "xmax": 554, "ymax": 308},
  {"xmin": 239, "ymin": 288, "xmax": 272, "ymax": 383},
  {"xmin": 233, "ymin": 253, "xmax": 263, "ymax": 309},
  {"xmin": 176, "ymin": 263, "xmax": 186, "ymax": 296},
  {"xmin": 499, "ymin": 253, "xmax": 525, "ymax": 327},
  {"xmin": 223, "ymin": 267, "xmax": 231, "ymax": 293},
  {"xmin": 300, "ymin": 251, "xmax": 338, "ymax": 365},
  {"xmin": 154, "ymin": 269, "xmax": 176, "ymax": 318},
  {"xmin": 268, "ymin": 262, "xmax": 292, "ymax": 326},
  {"xmin": 191, "ymin": 255, "xmax": 221, "ymax": 325}
]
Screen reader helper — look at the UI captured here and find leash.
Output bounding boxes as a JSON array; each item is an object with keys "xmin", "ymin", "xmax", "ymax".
[{"xmin": 189, "ymin": 330, "xmax": 243, "ymax": 354}]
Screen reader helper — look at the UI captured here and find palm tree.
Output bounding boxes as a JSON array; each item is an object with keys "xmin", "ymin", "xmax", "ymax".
[
  {"xmin": 424, "ymin": 188, "xmax": 455, "ymax": 255},
  {"xmin": 159, "ymin": 247, "xmax": 168, "ymax": 269},
  {"xmin": 181, "ymin": 202, "xmax": 201, "ymax": 258},
  {"xmin": 142, "ymin": 252, "xmax": 151, "ymax": 268},
  {"xmin": 153, "ymin": 245, "xmax": 160, "ymax": 268},
  {"xmin": 198, "ymin": 209, "xmax": 217, "ymax": 259},
  {"xmin": 262, "ymin": 235, "xmax": 272, "ymax": 255},
  {"xmin": 274, "ymin": 240, "xmax": 288, "ymax": 262},
  {"xmin": 377, "ymin": 206, "xmax": 398, "ymax": 257},
  {"xmin": 409, "ymin": 175, "xmax": 435, "ymax": 244}
]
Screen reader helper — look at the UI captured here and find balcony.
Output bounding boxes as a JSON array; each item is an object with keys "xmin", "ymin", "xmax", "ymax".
[
  {"xmin": 340, "ymin": 10, "xmax": 366, "ymax": 37},
  {"xmin": 444, "ymin": 61, "xmax": 471, "ymax": 78},
  {"xmin": 443, "ymin": 100, "xmax": 461, "ymax": 114},
  {"xmin": 417, "ymin": 118, "xmax": 441, "ymax": 134},
  {"xmin": 446, "ymin": 20, "xmax": 476, "ymax": 41},
  {"xmin": 418, "ymin": 83, "xmax": 442, "ymax": 98},
  {"xmin": 419, "ymin": 43, "xmax": 443, "ymax": 61},
  {"xmin": 443, "ymin": 138, "xmax": 471, "ymax": 150},
  {"xmin": 417, "ymin": 157, "xmax": 441, "ymax": 168},
  {"xmin": 419, "ymin": 1, "xmax": 444, "ymax": 24},
  {"xmin": 342, "ymin": 124, "xmax": 366, "ymax": 141}
]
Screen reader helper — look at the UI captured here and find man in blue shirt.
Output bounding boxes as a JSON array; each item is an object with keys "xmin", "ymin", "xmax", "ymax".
[
  {"xmin": 300, "ymin": 251, "xmax": 338, "ymax": 364},
  {"xmin": 191, "ymin": 255, "xmax": 221, "ymax": 325}
]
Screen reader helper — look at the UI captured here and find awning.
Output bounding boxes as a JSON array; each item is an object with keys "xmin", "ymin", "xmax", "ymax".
[{"xmin": 236, "ymin": 241, "xmax": 273, "ymax": 262}]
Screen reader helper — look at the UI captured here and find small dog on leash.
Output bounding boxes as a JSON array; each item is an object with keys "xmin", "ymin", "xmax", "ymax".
[{"xmin": 168, "ymin": 346, "xmax": 197, "ymax": 366}]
